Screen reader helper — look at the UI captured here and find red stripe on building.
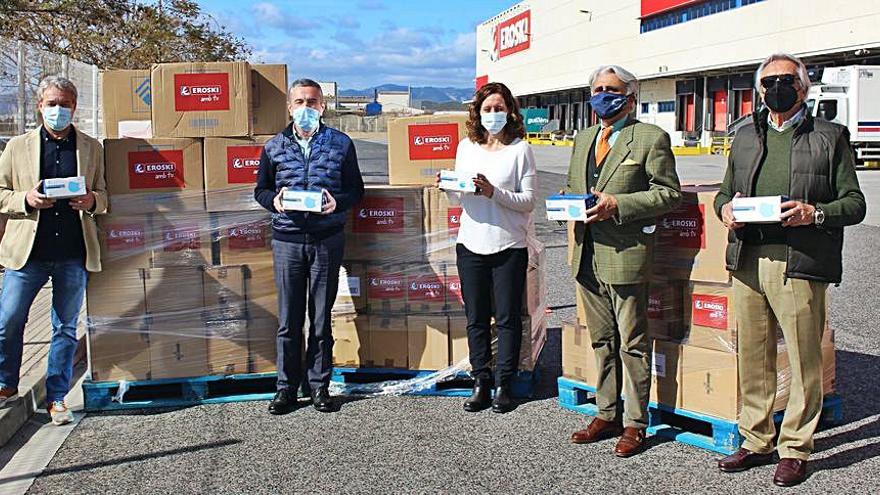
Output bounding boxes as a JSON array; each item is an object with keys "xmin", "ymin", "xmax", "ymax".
[{"xmin": 641, "ymin": 0, "xmax": 705, "ymax": 18}]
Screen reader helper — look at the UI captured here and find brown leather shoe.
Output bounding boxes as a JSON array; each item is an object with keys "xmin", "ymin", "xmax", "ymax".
[
  {"xmin": 718, "ymin": 448, "xmax": 775, "ymax": 473},
  {"xmin": 570, "ymin": 418, "xmax": 623, "ymax": 444},
  {"xmin": 614, "ymin": 427, "xmax": 646, "ymax": 457},
  {"xmin": 773, "ymin": 458, "xmax": 807, "ymax": 487}
]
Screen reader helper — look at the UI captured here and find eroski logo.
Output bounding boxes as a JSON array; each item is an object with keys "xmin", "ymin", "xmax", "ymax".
[
  {"xmin": 359, "ymin": 208, "xmax": 397, "ymax": 218},
  {"xmin": 411, "ymin": 281, "xmax": 442, "ymax": 291},
  {"xmin": 109, "ymin": 228, "xmax": 141, "ymax": 239},
  {"xmin": 695, "ymin": 299, "xmax": 725, "ymax": 312},
  {"xmin": 232, "ymin": 157, "xmax": 260, "ymax": 169},
  {"xmin": 133, "ymin": 162, "xmax": 176, "ymax": 174},
  {"xmin": 230, "ymin": 227, "xmax": 261, "ymax": 237},
  {"xmin": 413, "ymin": 135, "xmax": 451, "ymax": 146},
  {"xmin": 662, "ymin": 217, "xmax": 698, "ymax": 229},
  {"xmin": 179, "ymin": 85, "xmax": 222, "ymax": 97}
]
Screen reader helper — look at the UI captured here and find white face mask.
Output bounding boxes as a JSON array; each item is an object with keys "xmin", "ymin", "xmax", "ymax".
[
  {"xmin": 42, "ymin": 105, "xmax": 73, "ymax": 131},
  {"xmin": 481, "ymin": 112, "xmax": 507, "ymax": 135}
]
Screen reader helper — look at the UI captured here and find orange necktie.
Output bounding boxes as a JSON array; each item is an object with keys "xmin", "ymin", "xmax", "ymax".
[{"xmin": 595, "ymin": 126, "xmax": 613, "ymax": 166}]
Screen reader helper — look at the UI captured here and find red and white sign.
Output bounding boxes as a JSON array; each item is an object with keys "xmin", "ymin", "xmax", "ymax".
[
  {"xmin": 105, "ymin": 224, "xmax": 146, "ymax": 251},
  {"xmin": 407, "ymin": 274, "xmax": 445, "ymax": 302},
  {"xmin": 227, "ymin": 223, "xmax": 267, "ymax": 250},
  {"xmin": 475, "ymin": 75, "xmax": 489, "ymax": 91},
  {"xmin": 174, "ymin": 72, "xmax": 230, "ymax": 112},
  {"xmin": 641, "ymin": 0, "xmax": 703, "ymax": 18},
  {"xmin": 127, "ymin": 150, "xmax": 185, "ymax": 190},
  {"xmin": 408, "ymin": 123, "xmax": 458, "ymax": 161},
  {"xmin": 226, "ymin": 145, "xmax": 263, "ymax": 184},
  {"xmin": 161, "ymin": 225, "xmax": 201, "ymax": 252},
  {"xmin": 446, "ymin": 275, "xmax": 464, "ymax": 305},
  {"xmin": 447, "ymin": 206, "xmax": 462, "ymax": 232},
  {"xmin": 647, "ymin": 293, "xmax": 664, "ymax": 320},
  {"xmin": 658, "ymin": 203, "xmax": 706, "ymax": 250},
  {"xmin": 692, "ymin": 294, "xmax": 728, "ymax": 330},
  {"xmin": 368, "ymin": 273, "xmax": 406, "ymax": 299},
  {"xmin": 492, "ymin": 10, "xmax": 530, "ymax": 60},
  {"xmin": 352, "ymin": 197, "xmax": 405, "ymax": 233}
]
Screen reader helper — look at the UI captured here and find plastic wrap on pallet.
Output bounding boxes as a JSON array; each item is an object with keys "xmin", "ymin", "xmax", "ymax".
[{"xmin": 87, "ymin": 183, "xmax": 547, "ymax": 398}]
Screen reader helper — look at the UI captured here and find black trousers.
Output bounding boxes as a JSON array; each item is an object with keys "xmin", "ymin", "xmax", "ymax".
[{"xmin": 455, "ymin": 243, "xmax": 528, "ymax": 387}]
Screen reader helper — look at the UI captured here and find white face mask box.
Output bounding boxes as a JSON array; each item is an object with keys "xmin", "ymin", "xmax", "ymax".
[
  {"xmin": 43, "ymin": 176, "xmax": 86, "ymax": 199},
  {"xmin": 731, "ymin": 195, "xmax": 786, "ymax": 223},
  {"xmin": 545, "ymin": 194, "xmax": 598, "ymax": 221},
  {"xmin": 438, "ymin": 169, "xmax": 476, "ymax": 193},
  {"xmin": 281, "ymin": 190, "xmax": 323, "ymax": 212}
]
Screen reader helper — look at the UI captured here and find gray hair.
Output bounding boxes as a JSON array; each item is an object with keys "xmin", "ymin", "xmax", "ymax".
[
  {"xmin": 588, "ymin": 65, "xmax": 639, "ymax": 95},
  {"xmin": 289, "ymin": 78, "xmax": 324, "ymax": 101},
  {"xmin": 37, "ymin": 75, "xmax": 78, "ymax": 103},
  {"xmin": 755, "ymin": 53, "xmax": 811, "ymax": 92}
]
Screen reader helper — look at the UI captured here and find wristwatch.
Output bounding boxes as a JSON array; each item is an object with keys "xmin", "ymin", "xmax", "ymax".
[{"xmin": 813, "ymin": 206, "xmax": 826, "ymax": 226}]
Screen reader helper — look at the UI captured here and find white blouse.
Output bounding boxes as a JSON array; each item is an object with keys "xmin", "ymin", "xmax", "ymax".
[{"xmin": 448, "ymin": 137, "xmax": 537, "ymax": 255}]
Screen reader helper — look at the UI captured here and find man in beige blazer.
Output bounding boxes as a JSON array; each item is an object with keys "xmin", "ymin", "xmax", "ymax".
[{"xmin": 0, "ymin": 76, "xmax": 107, "ymax": 425}]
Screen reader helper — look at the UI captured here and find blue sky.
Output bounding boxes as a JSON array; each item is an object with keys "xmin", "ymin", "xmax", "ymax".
[{"xmin": 200, "ymin": 0, "xmax": 515, "ymax": 89}]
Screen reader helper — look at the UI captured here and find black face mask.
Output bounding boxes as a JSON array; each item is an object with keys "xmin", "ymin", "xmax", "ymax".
[{"xmin": 763, "ymin": 83, "xmax": 799, "ymax": 113}]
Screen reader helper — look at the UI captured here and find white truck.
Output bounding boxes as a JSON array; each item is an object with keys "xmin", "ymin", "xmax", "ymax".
[{"xmin": 807, "ymin": 65, "xmax": 880, "ymax": 163}]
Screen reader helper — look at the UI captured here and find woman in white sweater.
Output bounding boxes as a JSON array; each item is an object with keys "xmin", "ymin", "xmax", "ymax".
[{"xmin": 440, "ymin": 82, "xmax": 537, "ymax": 413}]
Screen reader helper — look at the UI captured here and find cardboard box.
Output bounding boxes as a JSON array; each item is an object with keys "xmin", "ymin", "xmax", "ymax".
[
  {"xmin": 775, "ymin": 341, "xmax": 836, "ymax": 410},
  {"xmin": 203, "ymin": 136, "xmax": 272, "ymax": 212},
  {"xmin": 282, "ymin": 190, "xmax": 323, "ymax": 212},
  {"xmin": 244, "ymin": 262, "xmax": 277, "ymax": 320},
  {"xmin": 438, "ymin": 169, "xmax": 476, "ymax": 193},
  {"xmin": 576, "ymin": 284, "xmax": 588, "ymax": 326},
  {"xmin": 407, "ymin": 316, "xmax": 449, "ymax": 370},
  {"xmin": 423, "ymin": 186, "xmax": 460, "ymax": 262},
  {"xmin": 43, "ymin": 176, "xmax": 86, "ymax": 199},
  {"xmin": 144, "ymin": 267, "xmax": 205, "ymax": 318},
  {"xmin": 366, "ymin": 264, "xmax": 408, "ymax": 314},
  {"xmin": 203, "ymin": 266, "xmax": 247, "ymax": 321},
  {"xmin": 86, "ymin": 268, "xmax": 147, "ymax": 325},
  {"xmin": 449, "ymin": 315, "xmax": 468, "ymax": 365},
  {"xmin": 561, "ymin": 320, "xmax": 597, "ymax": 385},
  {"xmin": 218, "ymin": 213, "xmax": 273, "ymax": 266},
  {"xmin": 545, "ymin": 194, "xmax": 597, "ymax": 221},
  {"xmin": 88, "ymin": 325, "xmax": 151, "ymax": 381},
  {"xmin": 654, "ymin": 184, "xmax": 730, "ymax": 283},
  {"xmin": 96, "ymin": 215, "xmax": 152, "ymax": 270},
  {"xmin": 149, "ymin": 212, "xmax": 213, "ymax": 267},
  {"xmin": 387, "ymin": 114, "xmax": 468, "ymax": 185},
  {"xmin": 346, "ymin": 186, "xmax": 425, "ymax": 262},
  {"xmin": 407, "ymin": 264, "xmax": 446, "ymax": 314},
  {"xmin": 100, "ymin": 69, "xmax": 152, "ymax": 139},
  {"xmin": 731, "ymin": 196, "xmax": 785, "ymax": 223},
  {"xmin": 335, "ymin": 263, "xmax": 366, "ymax": 315},
  {"xmin": 151, "ymin": 61, "xmax": 252, "ymax": 138},
  {"xmin": 332, "ymin": 314, "xmax": 370, "ymax": 367},
  {"xmin": 368, "ymin": 316, "xmax": 408, "ymax": 368},
  {"xmin": 650, "ymin": 340, "xmax": 682, "ymax": 408},
  {"xmin": 683, "ymin": 281, "xmax": 737, "ymax": 353},
  {"xmin": 518, "ymin": 316, "xmax": 541, "ymax": 372},
  {"xmin": 248, "ymin": 316, "xmax": 277, "ymax": 373},
  {"xmin": 250, "ymin": 64, "xmax": 288, "ymax": 135},
  {"xmin": 149, "ymin": 317, "xmax": 209, "ymax": 379},
  {"xmin": 205, "ymin": 319, "xmax": 249, "ymax": 375},
  {"xmin": 648, "ymin": 278, "xmax": 685, "ymax": 341},
  {"xmin": 104, "ymin": 138, "xmax": 205, "ymax": 213},
  {"xmin": 444, "ymin": 265, "xmax": 464, "ymax": 312}
]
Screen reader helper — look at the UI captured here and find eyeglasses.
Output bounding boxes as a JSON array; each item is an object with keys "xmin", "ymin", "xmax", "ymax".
[{"xmin": 760, "ymin": 74, "xmax": 797, "ymax": 89}]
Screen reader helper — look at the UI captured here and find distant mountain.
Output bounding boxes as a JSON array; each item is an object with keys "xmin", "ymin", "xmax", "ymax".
[{"xmin": 339, "ymin": 84, "xmax": 473, "ymax": 103}]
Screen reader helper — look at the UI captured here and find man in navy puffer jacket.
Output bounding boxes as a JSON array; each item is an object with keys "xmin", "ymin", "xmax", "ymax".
[{"xmin": 254, "ymin": 78, "xmax": 364, "ymax": 414}]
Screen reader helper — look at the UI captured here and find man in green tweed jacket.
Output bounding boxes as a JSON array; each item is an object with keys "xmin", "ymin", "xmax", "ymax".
[{"xmin": 566, "ymin": 65, "xmax": 681, "ymax": 457}]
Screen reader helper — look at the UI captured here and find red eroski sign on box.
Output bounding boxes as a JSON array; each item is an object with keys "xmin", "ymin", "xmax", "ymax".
[
  {"xmin": 658, "ymin": 203, "xmax": 706, "ymax": 249},
  {"xmin": 105, "ymin": 224, "xmax": 146, "ymax": 251},
  {"xmin": 447, "ymin": 206, "xmax": 462, "ymax": 232},
  {"xmin": 692, "ymin": 294, "xmax": 728, "ymax": 330},
  {"xmin": 127, "ymin": 150, "xmax": 185, "ymax": 189},
  {"xmin": 162, "ymin": 225, "xmax": 201, "ymax": 252},
  {"xmin": 368, "ymin": 273, "xmax": 405, "ymax": 299},
  {"xmin": 446, "ymin": 275, "xmax": 463, "ymax": 305},
  {"xmin": 352, "ymin": 197, "xmax": 405, "ymax": 233},
  {"xmin": 226, "ymin": 145, "xmax": 263, "ymax": 184},
  {"xmin": 174, "ymin": 72, "xmax": 230, "ymax": 112},
  {"xmin": 227, "ymin": 222, "xmax": 266, "ymax": 250},
  {"xmin": 407, "ymin": 274, "xmax": 444, "ymax": 302},
  {"xmin": 408, "ymin": 123, "xmax": 458, "ymax": 161}
]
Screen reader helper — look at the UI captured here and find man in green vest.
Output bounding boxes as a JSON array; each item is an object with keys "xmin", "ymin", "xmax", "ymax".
[
  {"xmin": 566, "ymin": 65, "xmax": 681, "ymax": 457},
  {"xmin": 715, "ymin": 53, "xmax": 865, "ymax": 487}
]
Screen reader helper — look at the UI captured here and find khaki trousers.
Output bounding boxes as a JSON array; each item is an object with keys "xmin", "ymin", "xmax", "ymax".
[
  {"xmin": 733, "ymin": 244, "xmax": 827, "ymax": 460},
  {"xmin": 577, "ymin": 282, "xmax": 651, "ymax": 429}
]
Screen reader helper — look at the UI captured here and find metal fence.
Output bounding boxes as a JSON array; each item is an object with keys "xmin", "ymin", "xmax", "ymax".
[{"xmin": 0, "ymin": 38, "xmax": 102, "ymax": 151}]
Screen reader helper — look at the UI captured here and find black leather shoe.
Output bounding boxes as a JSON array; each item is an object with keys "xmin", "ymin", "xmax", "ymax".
[
  {"xmin": 311, "ymin": 386, "xmax": 334, "ymax": 413},
  {"xmin": 491, "ymin": 385, "xmax": 513, "ymax": 413},
  {"xmin": 463, "ymin": 378, "xmax": 492, "ymax": 412},
  {"xmin": 268, "ymin": 389, "xmax": 297, "ymax": 415},
  {"xmin": 718, "ymin": 448, "xmax": 775, "ymax": 473}
]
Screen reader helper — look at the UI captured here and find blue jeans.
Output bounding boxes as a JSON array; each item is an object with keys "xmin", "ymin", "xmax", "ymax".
[{"xmin": 0, "ymin": 260, "xmax": 87, "ymax": 402}]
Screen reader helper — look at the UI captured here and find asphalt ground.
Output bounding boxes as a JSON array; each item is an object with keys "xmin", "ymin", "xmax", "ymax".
[{"xmin": 18, "ymin": 139, "xmax": 880, "ymax": 494}]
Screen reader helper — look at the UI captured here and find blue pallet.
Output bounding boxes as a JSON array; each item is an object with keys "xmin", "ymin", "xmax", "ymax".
[
  {"xmin": 83, "ymin": 368, "xmax": 536, "ymax": 412},
  {"xmin": 558, "ymin": 376, "xmax": 843, "ymax": 455}
]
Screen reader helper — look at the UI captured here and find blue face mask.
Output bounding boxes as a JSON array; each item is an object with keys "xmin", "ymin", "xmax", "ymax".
[
  {"xmin": 481, "ymin": 112, "xmax": 508, "ymax": 135},
  {"xmin": 41, "ymin": 105, "xmax": 73, "ymax": 131},
  {"xmin": 590, "ymin": 92, "xmax": 630, "ymax": 119},
  {"xmin": 292, "ymin": 106, "xmax": 321, "ymax": 133}
]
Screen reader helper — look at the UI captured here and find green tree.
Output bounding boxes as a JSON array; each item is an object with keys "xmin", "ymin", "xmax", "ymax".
[{"xmin": 0, "ymin": 0, "xmax": 251, "ymax": 69}]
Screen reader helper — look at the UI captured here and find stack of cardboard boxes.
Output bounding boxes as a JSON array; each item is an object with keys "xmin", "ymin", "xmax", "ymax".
[{"xmin": 562, "ymin": 184, "xmax": 836, "ymax": 421}]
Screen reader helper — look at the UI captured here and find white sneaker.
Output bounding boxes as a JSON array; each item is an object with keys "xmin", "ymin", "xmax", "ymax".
[{"xmin": 48, "ymin": 401, "xmax": 74, "ymax": 426}]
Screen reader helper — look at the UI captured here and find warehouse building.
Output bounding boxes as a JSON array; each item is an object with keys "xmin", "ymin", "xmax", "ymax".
[{"xmin": 475, "ymin": 0, "xmax": 880, "ymax": 146}]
